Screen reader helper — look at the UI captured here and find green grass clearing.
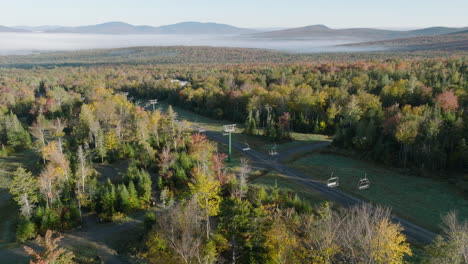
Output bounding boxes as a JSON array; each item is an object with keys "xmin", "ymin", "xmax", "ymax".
[
  {"xmin": 290, "ymin": 153, "xmax": 468, "ymax": 232},
  {"xmin": 251, "ymin": 171, "xmax": 327, "ymax": 206}
]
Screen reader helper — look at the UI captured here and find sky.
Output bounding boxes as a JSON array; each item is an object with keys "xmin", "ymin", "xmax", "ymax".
[{"xmin": 1, "ymin": 0, "xmax": 468, "ymax": 29}]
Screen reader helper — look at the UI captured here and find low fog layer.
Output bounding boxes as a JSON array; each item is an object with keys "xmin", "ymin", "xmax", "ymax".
[{"xmin": 0, "ymin": 33, "xmax": 384, "ymax": 55}]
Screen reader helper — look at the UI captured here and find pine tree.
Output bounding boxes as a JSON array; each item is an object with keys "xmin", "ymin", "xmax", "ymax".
[
  {"xmin": 117, "ymin": 184, "xmax": 131, "ymax": 212},
  {"xmin": 137, "ymin": 170, "xmax": 152, "ymax": 206},
  {"xmin": 3, "ymin": 113, "xmax": 31, "ymax": 150},
  {"xmin": 219, "ymin": 198, "xmax": 270, "ymax": 263},
  {"xmin": 95, "ymin": 128, "xmax": 106, "ymax": 163},
  {"xmin": 101, "ymin": 182, "xmax": 116, "ymax": 217},
  {"xmin": 9, "ymin": 167, "xmax": 39, "ymax": 219},
  {"xmin": 128, "ymin": 181, "xmax": 140, "ymax": 210}
]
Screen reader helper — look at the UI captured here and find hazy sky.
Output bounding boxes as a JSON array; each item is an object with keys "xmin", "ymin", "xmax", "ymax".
[{"xmin": 2, "ymin": 0, "xmax": 467, "ymax": 28}]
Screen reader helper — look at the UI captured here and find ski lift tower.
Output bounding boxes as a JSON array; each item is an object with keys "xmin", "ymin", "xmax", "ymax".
[
  {"xmin": 223, "ymin": 124, "xmax": 236, "ymax": 162},
  {"xmin": 149, "ymin": 99, "xmax": 158, "ymax": 112}
]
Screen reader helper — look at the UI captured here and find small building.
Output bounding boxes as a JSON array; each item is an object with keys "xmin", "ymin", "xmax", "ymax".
[{"xmin": 170, "ymin": 79, "xmax": 188, "ymax": 87}]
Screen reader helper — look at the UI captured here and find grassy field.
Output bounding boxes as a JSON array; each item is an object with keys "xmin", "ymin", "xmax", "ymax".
[
  {"xmin": 290, "ymin": 152, "xmax": 468, "ymax": 232},
  {"xmin": 251, "ymin": 171, "xmax": 327, "ymax": 206},
  {"xmin": 0, "ymin": 151, "xmax": 39, "ymax": 248}
]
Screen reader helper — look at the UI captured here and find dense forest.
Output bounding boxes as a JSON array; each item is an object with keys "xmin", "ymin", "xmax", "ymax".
[
  {"xmin": 1, "ymin": 46, "xmax": 467, "ymax": 68},
  {"xmin": 0, "ymin": 51, "xmax": 467, "ymax": 263},
  {"xmin": 131, "ymin": 59, "xmax": 466, "ymax": 176}
]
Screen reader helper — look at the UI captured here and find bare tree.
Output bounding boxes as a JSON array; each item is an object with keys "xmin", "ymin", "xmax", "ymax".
[
  {"xmin": 77, "ymin": 145, "xmax": 88, "ymax": 193},
  {"xmin": 51, "ymin": 118, "xmax": 66, "ymax": 154},
  {"xmin": 76, "ymin": 145, "xmax": 90, "ymax": 220},
  {"xmin": 211, "ymin": 153, "xmax": 228, "ymax": 185},
  {"xmin": 300, "ymin": 204, "xmax": 410, "ymax": 263},
  {"xmin": 29, "ymin": 114, "xmax": 49, "ymax": 147},
  {"xmin": 20, "ymin": 193, "xmax": 35, "ymax": 219},
  {"xmin": 39, "ymin": 165, "xmax": 62, "ymax": 208},
  {"xmin": 333, "ymin": 204, "xmax": 412, "ymax": 264},
  {"xmin": 301, "ymin": 206, "xmax": 345, "ymax": 264},
  {"xmin": 158, "ymin": 146, "xmax": 175, "ymax": 179},
  {"xmin": 155, "ymin": 197, "xmax": 205, "ymax": 264},
  {"xmin": 237, "ymin": 158, "xmax": 251, "ymax": 200},
  {"xmin": 49, "ymin": 143, "xmax": 70, "ymax": 181},
  {"xmin": 442, "ymin": 212, "xmax": 468, "ymax": 263}
]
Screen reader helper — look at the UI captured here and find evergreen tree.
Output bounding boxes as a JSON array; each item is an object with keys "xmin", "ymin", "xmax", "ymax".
[
  {"xmin": 101, "ymin": 182, "xmax": 116, "ymax": 217},
  {"xmin": 9, "ymin": 167, "xmax": 39, "ymax": 219},
  {"xmin": 1, "ymin": 113, "xmax": 32, "ymax": 150},
  {"xmin": 128, "ymin": 181, "xmax": 140, "ymax": 210},
  {"xmin": 137, "ymin": 170, "xmax": 152, "ymax": 206},
  {"xmin": 218, "ymin": 198, "xmax": 271, "ymax": 263},
  {"xmin": 117, "ymin": 184, "xmax": 131, "ymax": 212}
]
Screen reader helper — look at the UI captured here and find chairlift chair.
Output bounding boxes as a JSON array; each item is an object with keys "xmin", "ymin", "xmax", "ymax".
[
  {"xmin": 198, "ymin": 127, "xmax": 206, "ymax": 133},
  {"xmin": 327, "ymin": 173, "xmax": 339, "ymax": 188},
  {"xmin": 358, "ymin": 174, "xmax": 370, "ymax": 190},
  {"xmin": 242, "ymin": 141, "xmax": 251, "ymax": 151},
  {"xmin": 269, "ymin": 144, "xmax": 279, "ymax": 156}
]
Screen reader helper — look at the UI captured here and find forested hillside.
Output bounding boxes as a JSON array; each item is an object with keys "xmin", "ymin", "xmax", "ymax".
[
  {"xmin": 148, "ymin": 60, "xmax": 467, "ymax": 175},
  {"xmin": 347, "ymin": 32, "xmax": 468, "ymax": 51},
  {"xmin": 0, "ymin": 53, "xmax": 467, "ymax": 263},
  {"xmin": 1, "ymin": 58, "xmax": 466, "ymax": 174},
  {"xmin": 1, "ymin": 46, "xmax": 467, "ymax": 68}
]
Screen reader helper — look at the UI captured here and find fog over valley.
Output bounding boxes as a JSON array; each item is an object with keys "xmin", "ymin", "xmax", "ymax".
[{"xmin": 0, "ymin": 32, "xmax": 381, "ymax": 55}]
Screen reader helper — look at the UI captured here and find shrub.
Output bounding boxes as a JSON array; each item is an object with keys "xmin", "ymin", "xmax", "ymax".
[{"xmin": 16, "ymin": 219, "xmax": 37, "ymax": 242}]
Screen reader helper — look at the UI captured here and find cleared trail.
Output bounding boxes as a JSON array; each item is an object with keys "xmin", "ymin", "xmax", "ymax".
[
  {"xmin": 204, "ymin": 130, "xmax": 437, "ymax": 244},
  {"xmin": 0, "ymin": 211, "xmax": 145, "ymax": 264}
]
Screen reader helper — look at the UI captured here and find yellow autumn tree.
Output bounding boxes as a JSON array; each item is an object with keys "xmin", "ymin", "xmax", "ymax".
[
  {"xmin": 189, "ymin": 169, "xmax": 221, "ymax": 239},
  {"xmin": 370, "ymin": 219, "xmax": 412, "ymax": 264},
  {"xmin": 104, "ymin": 130, "xmax": 119, "ymax": 151},
  {"xmin": 149, "ymin": 109, "xmax": 162, "ymax": 146},
  {"xmin": 41, "ymin": 140, "xmax": 70, "ymax": 180},
  {"xmin": 265, "ymin": 216, "xmax": 298, "ymax": 264},
  {"xmin": 189, "ymin": 171, "xmax": 221, "ymax": 217}
]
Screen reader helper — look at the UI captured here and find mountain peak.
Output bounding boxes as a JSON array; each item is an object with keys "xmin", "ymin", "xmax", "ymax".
[
  {"xmin": 306, "ymin": 24, "xmax": 329, "ymax": 30},
  {"xmin": 42, "ymin": 21, "xmax": 255, "ymax": 35},
  {"xmin": 0, "ymin": 25, "xmax": 30, "ymax": 32},
  {"xmin": 95, "ymin": 21, "xmax": 133, "ymax": 27}
]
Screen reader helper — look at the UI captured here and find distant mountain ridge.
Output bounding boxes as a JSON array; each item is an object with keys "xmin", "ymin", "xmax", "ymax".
[
  {"xmin": 252, "ymin": 25, "xmax": 468, "ymax": 41},
  {"xmin": 0, "ymin": 26, "xmax": 30, "ymax": 32},
  {"xmin": 12, "ymin": 25, "xmax": 64, "ymax": 32},
  {"xmin": 3, "ymin": 22, "xmax": 468, "ymax": 41},
  {"xmin": 154, "ymin": 22, "xmax": 257, "ymax": 34},
  {"xmin": 44, "ymin": 21, "xmax": 256, "ymax": 35},
  {"xmin": 343, "ymin": 32, "xmax": 468, "ymax": 51},
  {"xmin": 46, "ymin": 22, "xmax": 158, "ymax": 34}
]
